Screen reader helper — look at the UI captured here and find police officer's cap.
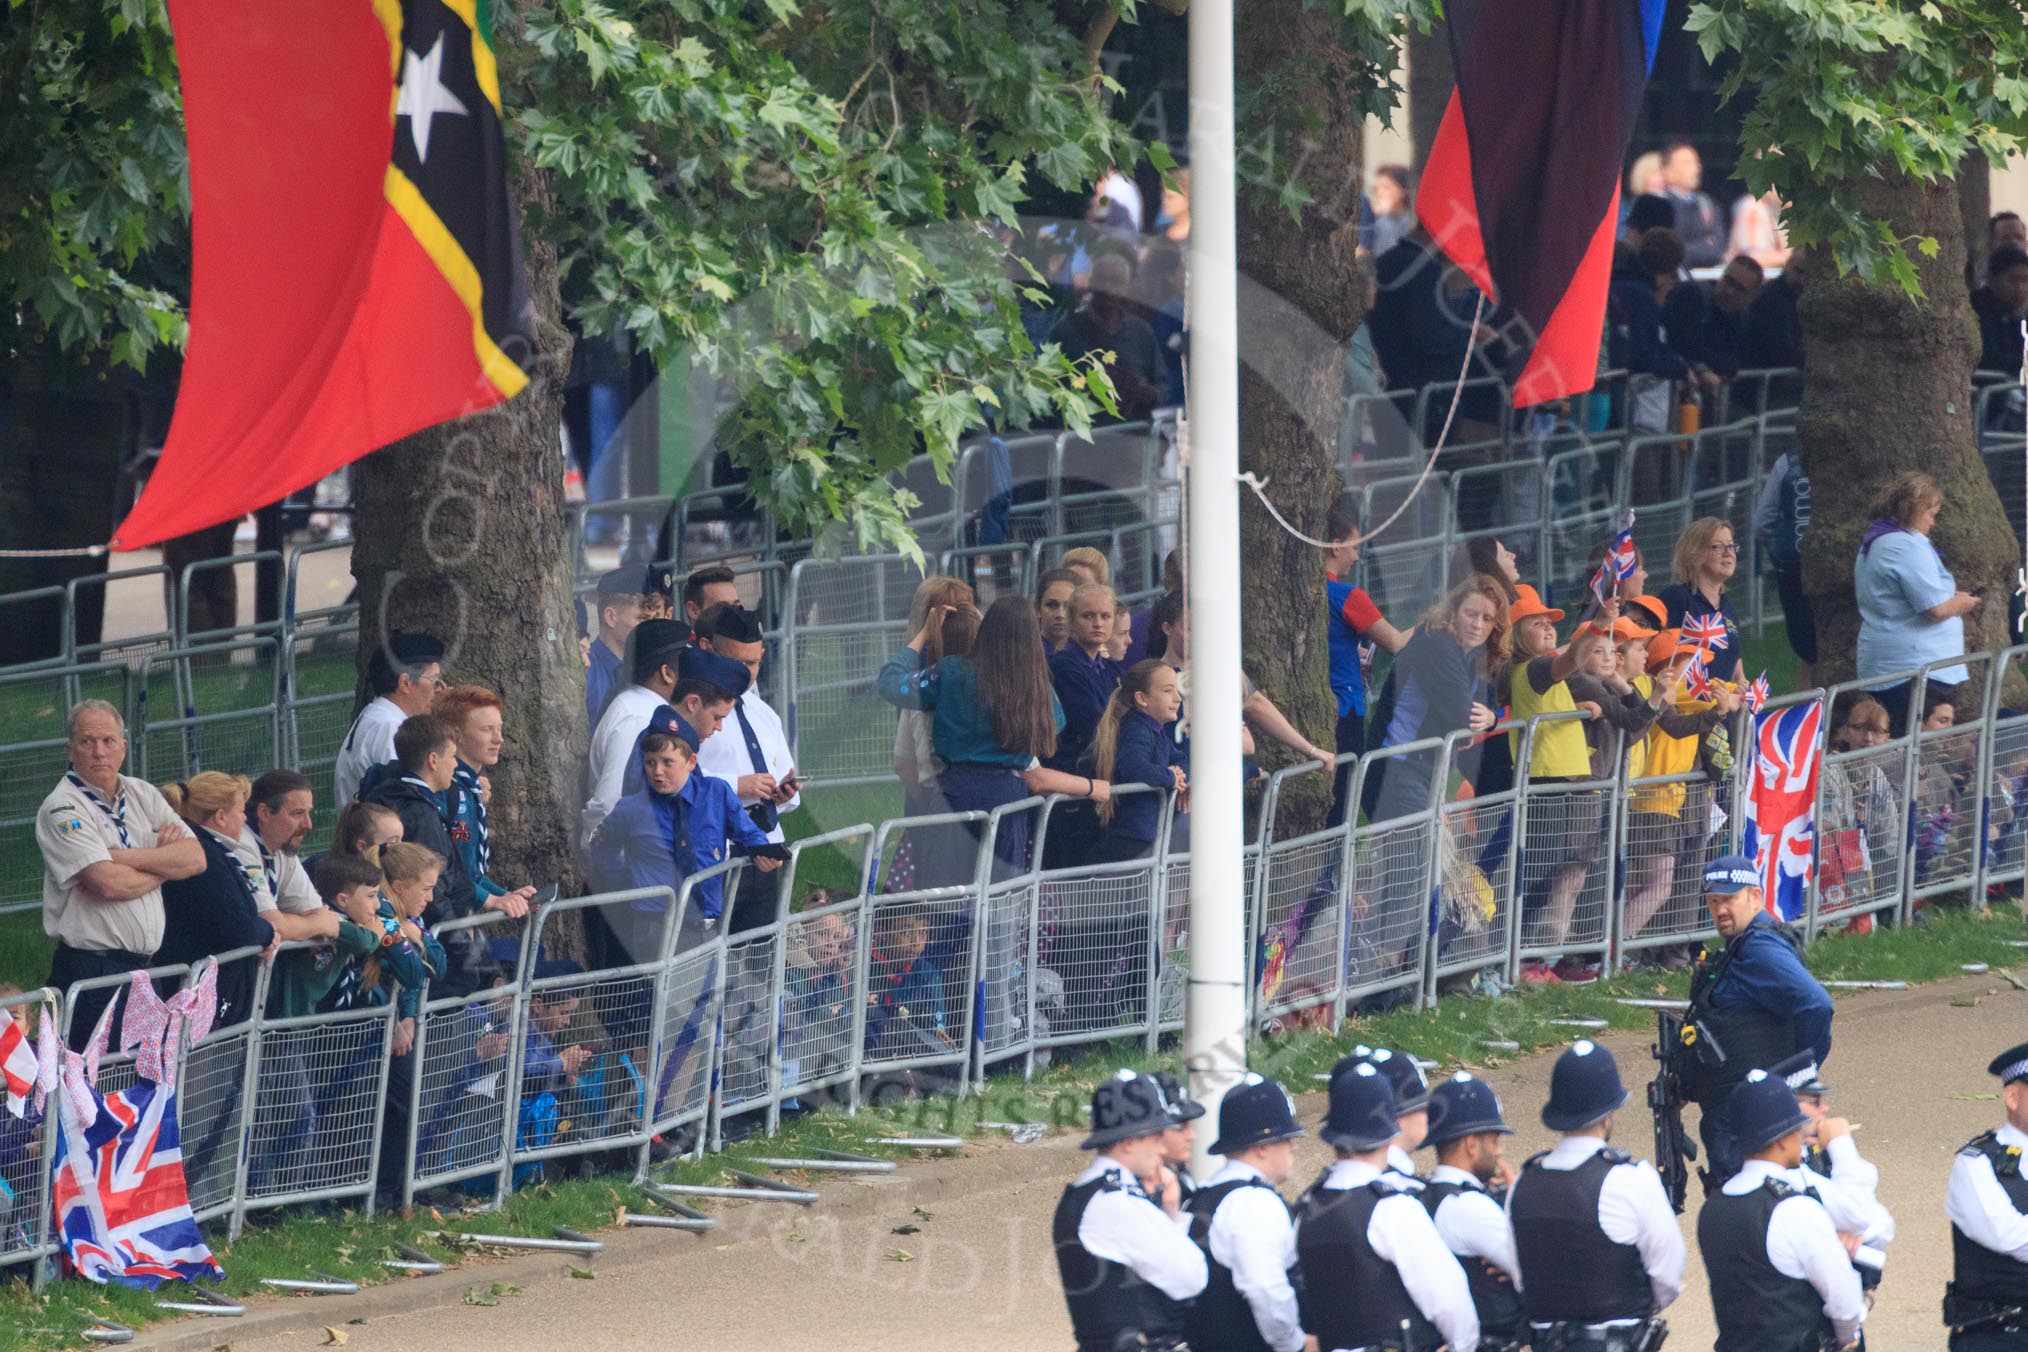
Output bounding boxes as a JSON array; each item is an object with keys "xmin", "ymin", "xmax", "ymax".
[
  {"xmin": 1729, "ymin": 1069, "xmax": 1810, "ymax": 1155},
  {"xmin": 1080, "ymin": 1070, "xmax": 1174, "ymax": 1149},
  {"xmin": 1319, "ymin": 1062, "xmax": 1400, "ymax": 1153},
  {"xmin": 629, "ymin": 619, "xmax": 692, "ymax": 681},
  {"xmin": 1208, "ymin": 1073, "xmax": 1303, "ymax": 1156},
  {"xmin": 1768, "ymin": 1050, "xmax": 1829, "ymax": 1097},
  {"xmin": 1542, "ymin": 1040, "xmax": 1628, "ymax": 1132},
  {"xmin": 598, "ymin": 564, "xmax": 671, "ymax": 601},
  {"xmin": 1330, "ymin": 1044, "xmax": 1429, "ymax": 1114},
  {"xmin": 1151, "ymin": 1071, "xmax": 1205, "ymax": 1124},
  {"xmin": 1701, "ymin": 854, "xmax": 1761, "ymax": 896},
  {"xmin": 679, "ymin": 645, "xmax": 752, "ymax": 699},
  {"xmin": 1424, "ymin": 1071, "xmax": 1514, "ymax": 1148},
  {"xmin": 1988, "ymin": 1040, "xmax": 2028, "ymax": 1086},
  {"xmin": 705, "ymin": 605, "xmax": 765, "ymax": 646}
]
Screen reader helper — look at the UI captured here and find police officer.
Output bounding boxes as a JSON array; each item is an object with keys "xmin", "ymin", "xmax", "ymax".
[
  {"xmin": 1185, "ymin": 1074, "xmax": 1312, "ymax": 1352},
  {"xmin": 1772, "ymin": 1051, "xmax": 1893, "ymax": 1299},
  {"xmin": 1506, "ymin": 1041, "xmax": 1682, "ymax": 1351},
  {"xmin": 1296, "ymin": 1061, "xmax": 1479, "ymax": 1352},
  {"xmin": 1685, "ymin": 853, "xmax": 1833, "ymax": 1184},
  {"xmin": 1152, "ymin": 1071, "xmax": 1207, "ymax": 1203},
  {"xmin": 1422, "ymin": 1072, "xmax": 1524, "ymax": 1351},
  {"xmin": 1331, "ymin": 1044, "xmax": 1430, "ymax": 1175},
  {"xmin": 1944, "ymin": 1040, "xmax": 2028, "ymax": 1348},
  {"xmin": 1053, "ymin": 1070, "xmax": 1207, "ymax": 1352},
  {"xmin": 1697, "ymin": 1070, "xmax": 1865, "ymax": 1351}
]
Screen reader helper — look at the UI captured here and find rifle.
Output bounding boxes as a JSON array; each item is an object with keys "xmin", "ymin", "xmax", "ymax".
[{"xmin": 1648, "ymin": 1010, "xmax": 1698, "ymax": 1214}]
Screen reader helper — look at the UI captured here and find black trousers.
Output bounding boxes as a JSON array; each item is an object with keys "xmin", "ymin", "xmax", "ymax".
[
  {"xmin": 49, "ymin": 943, "xmax": 151, "ymax": 1052},
  {"xmin": 1952, "ymin": 1328, "xmax": 2028, "ymax": 1351}
]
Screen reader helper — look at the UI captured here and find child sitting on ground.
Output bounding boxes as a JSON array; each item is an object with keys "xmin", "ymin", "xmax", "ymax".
[{"xmin": 864, "ymin": 908, "xmax": 953, "ymax": 1057}]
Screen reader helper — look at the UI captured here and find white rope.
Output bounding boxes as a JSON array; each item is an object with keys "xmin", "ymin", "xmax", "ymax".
[
  {"xmin": 1238, "ymin": 292, "xmax": 1488, "ymax": 549},
  {"xmin": 0, "ymin": 544, "xmax": 109, "ymax": 559},
  {"xmin": 2018, "ymin": 317, "xmax": 2026, "ymax": 636}
]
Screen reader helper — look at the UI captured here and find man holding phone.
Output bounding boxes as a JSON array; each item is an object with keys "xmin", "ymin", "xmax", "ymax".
[{"xmin": 694, "ymin": 603, "xmax": 803, "ymax": 933}]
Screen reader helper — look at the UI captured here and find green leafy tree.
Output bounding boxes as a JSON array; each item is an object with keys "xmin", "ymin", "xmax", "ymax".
[{"xmin": 1687, "ymin": 0, "xmax": 2028, "ymax": 687}]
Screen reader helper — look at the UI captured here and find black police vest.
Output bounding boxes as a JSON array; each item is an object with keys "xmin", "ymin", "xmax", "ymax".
[
  {"xmin": 1509, "ymin": 1150, "xmax": 1653, "ymax": 1322},
  {"xmin": 1419, "ymin": 1178, "xmax": 1525, "ymax": 1339},
  {"xmin": 1697, "ymin": 1175, "xmax": 1832, "ymax": 1352},
  {"xmin": 1186, "ymin": 1177, "xmax": 1286, "ymax": 1352},
  {"xmin": 1952, "ymin": 1132, "xmax": 2028, "ymax": 1306},
  {"xmin": 1294, "ymin": 1176, "xmax": 1438, "ymax": 1350},
  {"xmin": 1053, "ymin": 1170, "xmax": 1189, "ymax": 1351},
  {"xmin": 1687, "ymin": 922, "xmax": 1808, "ymax": 1106}
]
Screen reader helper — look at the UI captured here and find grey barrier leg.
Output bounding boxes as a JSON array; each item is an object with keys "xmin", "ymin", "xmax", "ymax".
[{"xmin": 260, "ymin": 1272, "xmax": 363, "ymax": 1295}]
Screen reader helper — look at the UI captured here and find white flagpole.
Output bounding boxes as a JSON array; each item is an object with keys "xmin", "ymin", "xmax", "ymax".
[{"xmin": 1183, "ymin": 0, "xmax": 1247, "ymax": 1176}]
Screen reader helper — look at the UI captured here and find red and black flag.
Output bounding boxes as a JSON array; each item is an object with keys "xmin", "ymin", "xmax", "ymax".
[
  {"xmin": 112, "ymin": 0, "xmax": 533, "ymax": 551},
  {"xmin": 1415, "ymin": 0, "xmax": 1666, "ymax": 408}
]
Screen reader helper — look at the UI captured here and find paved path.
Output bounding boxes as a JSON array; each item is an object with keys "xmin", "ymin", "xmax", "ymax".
[{"xmin": 133, "ymin": 970, "xmax": 2025, "ymax": 1352}]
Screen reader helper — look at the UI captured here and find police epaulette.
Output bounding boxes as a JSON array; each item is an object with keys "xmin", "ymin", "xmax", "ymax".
[
  {"xmin": 1967, "ymin": 1131, "xmax": 2024, "ymax": 1177},
  {"xmin": 1600, "ymin": 1147, "xmax": 1632, "ymax": 1165},
  {"xmin": 1762, "ymin": 1174, "xmax": 1803, "ymax": 1201}
]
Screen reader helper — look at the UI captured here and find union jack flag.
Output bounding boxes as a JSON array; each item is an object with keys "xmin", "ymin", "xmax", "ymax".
[
  {"xmin": 1682, "ymin": 648, "xmax": 1713, "ymax": 700},
  {"xmin": 1588, "ymin": 515, "xmax": 1639, "ymax": 606},
  {"xmin": 0, "ymin": 1016, "xmax": 35, "ymax": 1116},
  {"xmin": 1744, "ymin": 672, "xmax": 1772, "ymax": 714},
  {"xmin": 52, "ymin": 968, "xmax": 224, "ymax": 1288},
  {"xmin": 1682, "ymin": 612, "xmax": 1731, "ymax": 652},
  {"xmin": 1740, "ymin": 699, "xmax": 1825, "ymax": 921}
]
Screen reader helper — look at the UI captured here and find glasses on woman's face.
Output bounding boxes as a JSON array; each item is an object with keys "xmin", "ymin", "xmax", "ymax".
[{"xmin": 1710, "ymin": 540, "xmax": 1739, "ymax": 555}]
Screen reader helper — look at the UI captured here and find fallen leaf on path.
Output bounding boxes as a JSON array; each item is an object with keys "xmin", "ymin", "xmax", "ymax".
[
  {"xmin": 322, "ymin": 1327, "xmax": 348, "ymax": 1346},
  {"xmin": 1956, "ymin": 1092, "xmax": 2000, "ymax": 1101},
  {"xmin": 568, "ymin": 1265, "xmax": 595, "ymax": 1280},
  {"xmin": 2003, "ymin": 969, "xmax": 2028, "ymax": 991},
  {"xmin": 1951, "ymin": 998, "xmax": 1982, "ymax": 1008},
  {"xmin": 884, "ymin": 1248, "xmax": 915, "ymax": 1263},
  {"xmin": 912, "ymin": 1206, "xmax": 933, "ymax": 1221},
  {"xmin": 891, "ymin": 1223, "xmax": 921, "ymax": 1235},
  {"xmin": 787, "ymin": 1232, "xmax": 806, "ymax": 1243}
]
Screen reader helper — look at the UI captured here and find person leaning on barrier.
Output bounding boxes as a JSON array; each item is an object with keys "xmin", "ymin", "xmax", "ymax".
[
  {"xmin": 1697, "ymin": 1070, "xmax": 1865, "ymax": 1352},
  {"xmin": 1421, "ymin": 1072, "xmax": 1525, "ymax": 1352},
  {"xmin": 1944, "ymin": 1040, "xmax": 2028, "ymax": 1349},
  {"xmin": 1683, "ymin": 854, "xmax": 1833, "ymax": 1186},
  {"xmin": 1331, "ymin": 1044, "xmax": 1430, "ymax": 1177},
  {"xmin": 154, "ymin": 772, "xmax": 277, "ymax": 1026},
  {"xmin": 1505, "ymin": 1041, "xmax": 1682, "ymax": 1352},
  {"xmin": 1151, "ymin": 1071, "xmax": 1206, "ymax": 1203},
  {"xmin": 38, "ymin": 699, "xmax": 204, "ymax": 1050},
  {"xmin": 1185, "ymin": 1074, "xmax": 1314, "ymax": 1352},
  {"xmin": 1053, "ymin": 1070, "xmax": 1208, "ymax": 1352},
  {"xmin": 333, "ymin": 631, "xmax": 444, "ymax": 806},
  {"xmin": 243, "ymin": 770, "xmax": 344, "ymax": 944},
  {"xmin": 1295, "ymin": 1061, "xmax": 1479, "ymax": 1352}
]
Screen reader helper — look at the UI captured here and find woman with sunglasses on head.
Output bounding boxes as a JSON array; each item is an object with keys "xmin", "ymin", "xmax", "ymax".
[{"xmin": 1657, "ymin": 517, "xmax": 1745, "ymax": 683}]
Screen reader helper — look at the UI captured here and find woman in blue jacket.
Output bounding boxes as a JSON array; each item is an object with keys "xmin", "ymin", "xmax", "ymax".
[{"xmin": 156, "ymin": 772, "xmax": 276, "ymax": 1027}]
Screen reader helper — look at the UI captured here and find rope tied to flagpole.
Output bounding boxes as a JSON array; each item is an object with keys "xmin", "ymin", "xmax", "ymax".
[{"xmin": 1237, "ymin": 292, "xmax": 1487, "ymax": 550}]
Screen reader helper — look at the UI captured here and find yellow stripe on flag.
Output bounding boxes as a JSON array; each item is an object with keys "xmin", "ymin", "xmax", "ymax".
[
  {"xmin": 383, "ymin": 164, "xmax": 529, "ymax": 400},
  {"xmin": 440, "ymin": 0, "xmax": 505, "ymax": 116}
]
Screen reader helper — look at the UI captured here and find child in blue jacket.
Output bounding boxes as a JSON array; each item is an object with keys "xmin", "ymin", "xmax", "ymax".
[{"xmin": 1090, "ymin": 659, "xmax": 1188, "ymax": 863}]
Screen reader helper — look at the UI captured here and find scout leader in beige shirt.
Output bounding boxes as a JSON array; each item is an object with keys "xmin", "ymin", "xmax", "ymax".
[{"xmin": 37, "ymin": 701, "xmax": 204, "ymax": 1009}]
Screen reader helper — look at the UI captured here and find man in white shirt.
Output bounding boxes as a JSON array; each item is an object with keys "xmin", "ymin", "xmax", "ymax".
[
  {"xmin": 1697, "ymin": 1071, "xmax": 1865, "ymax": 1351},
  {"xmin": 1945, "ymin": 1039, "xmax": 2028, "ymax": 1349},
  {"xmin": 1422, "ymin": 1071, "xmax": 1524, "ymax": 1350},
  {"xmin": 1052, "ymin": 1071, "xmax": 1208, "ymax": 1350},
  {"xmin": 1296, "ymin": 1061, "xmax": 1478, "ymax": 1352},
  {"xmin": 333, "ymin": 632, "xmax": 444, "ymax": 805},
  {"xmin": 582, "ymin": 618, "xmax": 693, "ymax": 844},
  {"xmin": 1777, "ymin": 1053, "xmax": 1894, "ymax": 1295},
  {"xmin": 1506, "ymin": 1041, "xmax": 1683, "ymax": 1351},
  {"xmin": 37, "ymin": 699, "xmax": 204, "ymax": 1048},
  {"xmin": 1186, "ymin": 1075, "xmax": 1311, "ymax": 1352},
  {"xmin": 694, "ymin": 604, "xmax": 801, "ymax": 931},
  {"xmin": 241, "ymin": 770, "xmax": 341, "ymax": 943}
]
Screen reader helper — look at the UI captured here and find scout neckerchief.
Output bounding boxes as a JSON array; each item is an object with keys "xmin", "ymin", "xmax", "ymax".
[{"xmin": 66, "ymin": 771, "xmax": 131, "ymax": 847}]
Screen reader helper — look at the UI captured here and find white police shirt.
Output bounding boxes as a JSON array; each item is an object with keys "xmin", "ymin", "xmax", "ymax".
[
  {"xmin": 1427, "ymin": 1163, "xmax": 1522, "ymax": 1284},
  {"xmin": 1947, "ymin": 1120, "xmax": 2028, "ymax": 1261},
  {"xmin": 696, "ymin": 686, "xmax": 800, "ymax": 845},
  {"xmin": 1807, "ymin": 1133, "xmax": 1895, "ymax": 1252},
  {"xmin": 1507, "ymin": 1135, "xmax": 1684, "ymax": 1312},
  {"xmin": 1387, "ymin": 1142, "xmax": 1418, "ymax": 1177},
  {"xmin": 582, "ymin": 684, "xmax": 666, "ymax": 844},
  {"xmin": 1722, "ymin": 1159, "xmax": 1866, "ymax": 1346},
  {"xmin": 1071, "ymin": 1157, "xmax": 1207, "ymax": 1303},
  {"xmin": 1312, "ymin": 1159, "xmax": 1479, "ymax": 1352},
  {"xmin": 1201, "ymin": 1160, "xmax": 1303, "ymax": 1352},
  {"xmin": 333, "ymin": 696, "xmax": 404, "ymax": 805}
]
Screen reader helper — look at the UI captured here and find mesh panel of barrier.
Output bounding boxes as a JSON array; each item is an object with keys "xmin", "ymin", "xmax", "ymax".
[
  {"xmin": 241, "ymin": 1009, "xmax": 392, "ymax": 1211},
  {"xmin": 1816, "ymin": 743, "xmax": 1908, "ymax": 927},
  {"xmin": 1432, "ymin": 793, "xmax": 1518, "ymax": 981}
]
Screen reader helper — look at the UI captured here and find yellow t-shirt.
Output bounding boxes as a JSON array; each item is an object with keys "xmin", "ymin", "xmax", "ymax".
[
  {"xmin": 1630, "ymin": 685, "xmax": 1719, "ymax": 817},
  {"xmin": 1507, "ymin": 655, "xmax": 1591, "ymax": 780}
]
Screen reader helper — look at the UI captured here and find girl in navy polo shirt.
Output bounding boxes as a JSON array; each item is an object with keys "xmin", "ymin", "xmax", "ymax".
[{"xmin": 1090, "ymin": 660, "xmax": 1188, "ymax": 863}]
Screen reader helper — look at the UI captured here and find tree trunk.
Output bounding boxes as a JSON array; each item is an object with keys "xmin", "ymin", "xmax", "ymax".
[
  {"xmin": 1406, "ymin": 27, "xmax": 1453, "ymax": 172},
  {"xmin": 351, "ymin": 166, "xmax": 582, "ymax": 890},
  {"xmin": 1797, "ymin": 175, "xmax": 2018, "ymax": 698},
  {"xmin": 1234, "ymin": 1, "xmax": 1369, "ymax": 830},
  {"xmin": 1959, "ymin": 155, "xmax": 1991, "ymax": 284}
]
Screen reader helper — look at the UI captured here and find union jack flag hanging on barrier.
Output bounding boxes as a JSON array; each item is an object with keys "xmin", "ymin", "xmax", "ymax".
[
  {"xmin": 52, "ymin": 965, "xmax": 225, "ymax": 1288},
  {"xmin": 1740, "ymin": 699, "xmax": 1825, "ymax": 922},
  {"xmin": 0, "ymin": 1016, "xmax": 37, "ymax": 1116},
  {"xmin": 1682, "ymin": 612, "xmax": 1731, "ymax": 652}
]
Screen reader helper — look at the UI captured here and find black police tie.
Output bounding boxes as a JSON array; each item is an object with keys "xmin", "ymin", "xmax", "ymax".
[{"xmin": 733, "ymin": 700, "xmax": 778, "ymax": 833}]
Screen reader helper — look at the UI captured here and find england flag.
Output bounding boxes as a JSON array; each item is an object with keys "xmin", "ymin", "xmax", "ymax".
[{"xmin": 1740, "ymin": 699, "xmax": 1825, "ymax": 922}]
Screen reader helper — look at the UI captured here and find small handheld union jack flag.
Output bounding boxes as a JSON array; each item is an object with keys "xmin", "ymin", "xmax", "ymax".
[
  {"xmin": 1683, "ymin": 649, "xmax": 1713, "ymax": 700},
  {"xmin": 1588, "ymin": 514, "xmax": 1640, "ymax": 607},
  {"xmin": 1744, "ymin": 671, "xmax": 1771, "ymax": 714},
  {"xmin": 1682, "ymin": 613, "xmax": 1731, "ymax": 652}
]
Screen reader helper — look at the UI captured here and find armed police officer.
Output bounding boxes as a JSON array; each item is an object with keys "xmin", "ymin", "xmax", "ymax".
[
  {"xmin": 1683, "ymin": 854, "xmax": 1833, "ymax": 1184},
  {"xmin": 1185, "ymin": 1074, "xmax": 1314, "ymax": 1352},
  {"xmin": 1053, "ymin": 1070, "xmax": 1207, "ymax": 1352},
  {"xmin": 1506, "ymin": 1041, "xmax": 1682, "ymax": 1351},
  {"xmin": 1697, "ymin": 1070, "xmax": 1865, "ymax": 1351},
  {"xmin": 1295, "ymin": 1061, "xmax": 1479, "ymax": 1352},
  {"xmin": 1421, "ymin": 1072, "xmax": 1525, "ymax": 1351},
  {"xmin": 1944, "ymin": 1040, "xmax": 2028, "ymax": 1349}
]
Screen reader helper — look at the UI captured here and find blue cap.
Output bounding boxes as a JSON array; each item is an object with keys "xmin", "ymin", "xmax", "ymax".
[
  {"xmin": 1332, "ymin": 1044, "xmax": 1429, "ymax": 1113},
  {"xmin": 678, "ymin": 645, "xmax": 751, "ymax": 699},
  {"xmin": 641, "ymin": 705, "xmax": 703, "ymax": 754},
  {"xmin": 1425, "ymin": 1071, "xmax": 1514, "ymax": 1147},
  {"xmin": 597, "ymin": 564, "xmax": 672, "ymax": 600},
  {"xmin": 1208, "ymin": 1074, "xmax": 1303, "ymax": 1156},
  {"xmin": 1728, "ymin": 1069, "xmax": 1809, "ymax": 1155},
  {"xmin": 1320, "ymin": 1061, "xmax": 1399, "ymax": 1152},
  {"xmin": 1702, "ymin": 854, "xmax": 1761, "ymax": 896},
  {"xmin": 629, "ymin": 618, "xmax": 692, "ymax": 681},
  {"xmin": 1081, "ymin": 1070, "xmax": 1173, "ymax": 1149},
  {"xmin": 1542, "ymin": 1040, "xmax": 1628, "ymax": 1132}
]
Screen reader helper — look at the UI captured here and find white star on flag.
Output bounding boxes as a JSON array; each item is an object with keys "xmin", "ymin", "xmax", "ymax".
[{"xmin": 396, "ymin": 33, "xmax": 468, "ymax": 165}]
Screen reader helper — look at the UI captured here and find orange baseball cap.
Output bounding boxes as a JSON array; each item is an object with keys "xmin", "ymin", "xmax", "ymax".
[
  {"xmin": 1509, "ymin": 584, "xmax": 1564, "ymax": 624},
  {"xmin": 1645, "ymin": 627, "xmax": 1683, "ymax": 674},
  {"xmin": 1610, "ymin": 616, "xmax": 1656, "ymax": 644},
  {"xmin": 1628, "ymin": 594, "xmax": 1668, "ymax": 631}
]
